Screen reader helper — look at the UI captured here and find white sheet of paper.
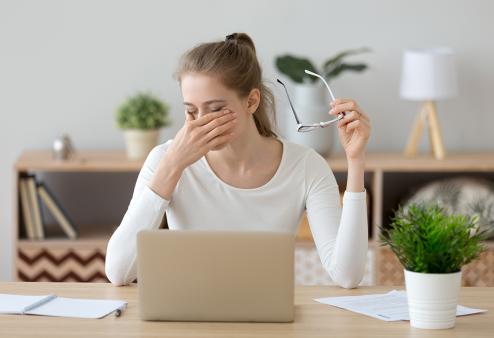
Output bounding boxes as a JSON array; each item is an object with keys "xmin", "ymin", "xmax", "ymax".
[
  {"xmin": 0, "ymin": 294, "xmax": 53, "ymax": 314},
  {"xmin": 315, "ymin": 290, "xmax": 487, "ymax": 321},
  {"xmin": 25, "ymin": 297, "xmax": 127, "ymax": 319}
]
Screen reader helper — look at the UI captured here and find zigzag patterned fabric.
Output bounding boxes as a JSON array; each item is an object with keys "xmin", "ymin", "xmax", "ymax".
[{"xmin": 18, "ymin": 247, "xmax": 108, "ymax": 282}]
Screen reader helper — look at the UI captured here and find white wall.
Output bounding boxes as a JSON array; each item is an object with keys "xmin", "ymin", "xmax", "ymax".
[{"xmin": 1, "ymin": 0, "xmax": 493, "ymax": 281}]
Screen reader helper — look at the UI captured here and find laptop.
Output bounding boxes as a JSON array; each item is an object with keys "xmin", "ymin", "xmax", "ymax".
[{"xmin": 136, "ymin": 229, "xmax": 295, "ymax": 322}]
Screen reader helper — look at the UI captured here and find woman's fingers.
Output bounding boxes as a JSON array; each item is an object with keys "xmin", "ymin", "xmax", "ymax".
[
  {"xmin": 358, "ymin": 116, "xmax": 371, "ymax": 129},
  {"xmin": 337, "ymin": 110, "xmax": 360, "ymax": 128},
  {"xmin": 192, "ymin": 109, "xmax": 232, "ymax": 127},
  {"xmin": 330, "ymin": 100, "xmax": 360, "ymax": 116},
  {"xmin": 200, "ymin": 110, "xmax": 237, "ymax": 135},
  {"xmin": 345, "ymin": 119, "xmax": 361, "ymax": 133},
  {"xmin": 329, "ymin": 98, "xmax": 371, "ymax": 129},
  {"xmin": 360, "ymin": 113, "xmax": 371, "ymax": 125},
  {"xmin": 207, "ymin": 131, "xmax": 235, "ymax": 149},
  {"xmin": 344, "ymin": 116, "xmax": 371, "ymax": 138},
  {"xmin": 330, "ymin": 98, "xmax": 354, "ymax": 106},
  {"xmin": 204, "ymin": 118, "xmax": 237, "ymax": 142}
]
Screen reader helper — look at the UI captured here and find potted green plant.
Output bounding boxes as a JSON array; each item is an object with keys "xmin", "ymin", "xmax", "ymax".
[
  {"xmin": 116, "ymin": 92, "xmax": 170, "ymax": 159},
  {"xmin": 380, "ymin": 203, "xmax": 486, "ymax": 329},
  {"xmin": 275, "ymin": 48, "xmax": 370, "ymax": 155}
]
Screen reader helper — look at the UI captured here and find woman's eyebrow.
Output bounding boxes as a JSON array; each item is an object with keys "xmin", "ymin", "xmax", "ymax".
[{"xmin": 183, "ymin": 99, "xmax": 226, "ymax": 106}]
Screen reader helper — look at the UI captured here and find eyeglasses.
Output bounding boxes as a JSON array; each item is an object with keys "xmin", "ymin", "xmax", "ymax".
[{"xmin": 277, "ymin": 70, "xmax": 345, "ymax": 132}]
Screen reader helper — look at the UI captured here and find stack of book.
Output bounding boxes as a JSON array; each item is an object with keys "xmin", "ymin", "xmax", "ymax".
[{"xmin": 19, "ymin": 175, "xmax": 78, "ymax": 240}]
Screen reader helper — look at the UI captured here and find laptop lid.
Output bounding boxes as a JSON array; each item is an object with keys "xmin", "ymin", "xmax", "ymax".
[{"xmin": 137, "ymin": 230, "xmax": 295, "ymax": 322}]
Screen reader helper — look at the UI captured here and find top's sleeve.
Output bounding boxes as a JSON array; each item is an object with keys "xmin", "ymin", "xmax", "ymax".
[
  {"xmin": 105, "ymin": 141, "xmax": 172, "ymax": 286},
  {"xmin": 304, "ymin": 150, "xmax": 368, "ymax": 289}
]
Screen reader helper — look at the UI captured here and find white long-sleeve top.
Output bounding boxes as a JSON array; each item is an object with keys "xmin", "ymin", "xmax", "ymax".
[{"xmin": 105, "ymin": 137, "xmax": 368, "ymax": 288}]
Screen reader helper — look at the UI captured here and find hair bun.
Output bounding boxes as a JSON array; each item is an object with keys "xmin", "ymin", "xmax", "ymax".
[
  {"xmin": 225, "ymin": 32, "xmax": 256, "ymax": 53},
  {"xmin": 225, "ymin": 33, "xmax": 237, "ymax": 41}
]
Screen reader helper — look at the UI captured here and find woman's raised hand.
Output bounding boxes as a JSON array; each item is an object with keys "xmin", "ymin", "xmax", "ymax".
[
  {"xmin": 329, "ymin": 99, "xmax": 371, "ymax": 161},
  {"xmin": 166, "ymin": 109, "xmax": 237, "ymax": 170},
  {"xmin": 148, "ymin": 109, "xmax": 237, "ymax": 200}
]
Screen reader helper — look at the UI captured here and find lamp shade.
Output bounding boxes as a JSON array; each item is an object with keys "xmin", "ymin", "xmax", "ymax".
[{"xmin": 400, "ymin": 48, "xmax": 458, "ymax": 101}]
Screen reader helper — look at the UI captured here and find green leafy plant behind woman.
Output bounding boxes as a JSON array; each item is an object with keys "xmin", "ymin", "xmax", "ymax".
[
  {"xmin": 380, "ymin": 203, "xmax": 487, "ymax": 273},
  {"xmin": 116, "ymin": 92, "xmax": 170, "ymax": 130},
  {"xmin": 275, "ymin": 47, "xmax": 370, "ymax": 84}
]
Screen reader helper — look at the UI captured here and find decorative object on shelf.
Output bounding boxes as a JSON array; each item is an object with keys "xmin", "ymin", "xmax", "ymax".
[
  {"xmin": 116, "ymin": 92, "xmax": 170, "ymax": 160},
  {"xmin": 400, "ymin": 48, "xmax": 458, "ymax": 160},
  {"xmin": 275, "ymin": 48, "xmax": 370, "ymax": 155},
  {"xmin": 404, "ymin": 177, "xmax": 494, "ymax": 239},
  {"xmin": 52, "ymin": 134, "xmax": 74, "ymax": 160},
  {"xmin": 380, "ymin": 204, "xmax": 486, "ymax": 329}
]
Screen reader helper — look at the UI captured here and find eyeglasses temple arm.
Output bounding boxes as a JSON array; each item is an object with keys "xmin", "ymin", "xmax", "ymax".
[
  {"xmin": 276, "ymin": 79, "xmax": 302, "ymax": 125},
  {"xmin": 319, "ymin": 113, "xmax": 345, "ymax": 127},
  {"xmin": 304, "ymin": 70, "xmax": 336, "ymax": 102}
]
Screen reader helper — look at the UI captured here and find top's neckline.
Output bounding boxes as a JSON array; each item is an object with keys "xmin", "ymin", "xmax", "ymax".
[{"xmin": 201, "ymin": 137, "xmax": 286, "ymax": 192}]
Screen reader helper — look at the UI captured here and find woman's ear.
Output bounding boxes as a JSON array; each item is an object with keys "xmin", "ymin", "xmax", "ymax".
[{"xmin": 246, "ymin": 88, "xmax": 261, "ymax": 115}]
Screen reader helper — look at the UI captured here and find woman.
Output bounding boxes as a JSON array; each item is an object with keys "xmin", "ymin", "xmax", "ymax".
[{"xmin": 105, "ymin": 33, "xmax": 371, "ymax": 288}]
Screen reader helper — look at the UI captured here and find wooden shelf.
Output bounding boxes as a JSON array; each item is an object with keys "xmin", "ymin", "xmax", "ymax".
[
  {"xmin": 17, "ymin": 223, "xmax": 114, "ymax": 248},
  {"xmin": 15, "ymin": 149, "xmax": 143, "ymax": 172},
  {"xmin": 327, "ymin": 151, "xmax": 494, "ymax": 172},
  {"xmin": 16, "ymin": 150, "xmax": 494, "ymax": 173},
  {"xmin": 18, "ymin": 237, "xmax": 108, "ymax": 249}
]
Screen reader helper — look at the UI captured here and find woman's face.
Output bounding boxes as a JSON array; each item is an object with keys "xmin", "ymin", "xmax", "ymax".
[{"xmin": 180, "ymin": 73, "xmax": 257, "ymax": 150}]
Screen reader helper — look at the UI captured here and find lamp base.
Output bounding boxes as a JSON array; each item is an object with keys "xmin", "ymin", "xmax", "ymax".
[{"xmin": 404, "ymin": 100, "xmax": 446, "ymax": 160}]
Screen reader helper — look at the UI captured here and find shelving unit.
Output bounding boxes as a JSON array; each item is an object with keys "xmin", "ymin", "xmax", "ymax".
[
  {"xmin": 12, "ymin": 150, "xmax": 494, "ymax": 285},
  {"xmin": 13, "ymin": 150, "xmax": 143, "ymax": 282},
  {"xmin": 326, "ymin": 152, "xmax": 494, "ymax": 286}
]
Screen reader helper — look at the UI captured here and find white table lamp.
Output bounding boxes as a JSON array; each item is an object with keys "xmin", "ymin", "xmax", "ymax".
[{"xmin": 400, "ymin": 48, "xmax": 458, "ymax": 159}]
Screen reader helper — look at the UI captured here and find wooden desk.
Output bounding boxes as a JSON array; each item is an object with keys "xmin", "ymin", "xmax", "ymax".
[{"xmin": 0, "ymin": 283, "xmax": 492, "ymax": 337}]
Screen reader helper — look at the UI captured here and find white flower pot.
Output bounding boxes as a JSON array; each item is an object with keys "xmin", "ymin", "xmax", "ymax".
[
  {"xmin": 283, "ymin": 82, "xmax": 334, "ymax": 155},
  {"xmin": 123, "ymin": 129, "xmax": 160, "ymax": 160},
  {"xmin": 404, "ymin": 269, "xmax": 461, "ymax": 329}
]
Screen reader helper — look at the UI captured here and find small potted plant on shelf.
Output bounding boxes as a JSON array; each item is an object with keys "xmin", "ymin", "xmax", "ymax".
[
  {"xmin": 116, "ymin": 92, "xmax": 170, "ymax": 160},
  {"xmin": 275, "ymin": 48, "xmax": 370, "ymax": 155},
  {"xmin": 380, "ymin": 203, "xmax": 486, "ymax": 329}
]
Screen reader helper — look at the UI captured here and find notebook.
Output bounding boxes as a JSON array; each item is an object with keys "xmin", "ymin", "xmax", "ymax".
[{"xmin": 0, "ymin": 293, "xmax": 127, "ymax": 319}]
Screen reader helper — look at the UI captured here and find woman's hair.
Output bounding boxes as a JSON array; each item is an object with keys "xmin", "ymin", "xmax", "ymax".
[{"xmin": 175, "ymin": 33, "xmax": 277, "ymax": 137}]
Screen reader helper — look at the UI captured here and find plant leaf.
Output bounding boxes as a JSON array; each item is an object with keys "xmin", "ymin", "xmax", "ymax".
[
  {"xmin": 275, "ymin": 55, "xmax": 318, "ymax": 84},
  {"xmin": 324, "ymin": 63, "xmax": 368, "ymax": 80},
  {"xmin": 322, "ymin": 47, "xmax": 371, "ymax": 69},
  {"xmin": 116, "ymin": 92, "xmax": 170, "ymax": 130},
  {"xmin": 379, "ymin": 203, "xmax": 487, "ymax": 273}
]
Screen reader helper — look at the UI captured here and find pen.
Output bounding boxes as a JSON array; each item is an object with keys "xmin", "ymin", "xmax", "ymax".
[
  {"xmin": 23, "ymin": 294, "xmax": 57, "ymax": 314},
  {"xmin": 114, "ymin": 304, "xmax": 127, "ymax": 317}
]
